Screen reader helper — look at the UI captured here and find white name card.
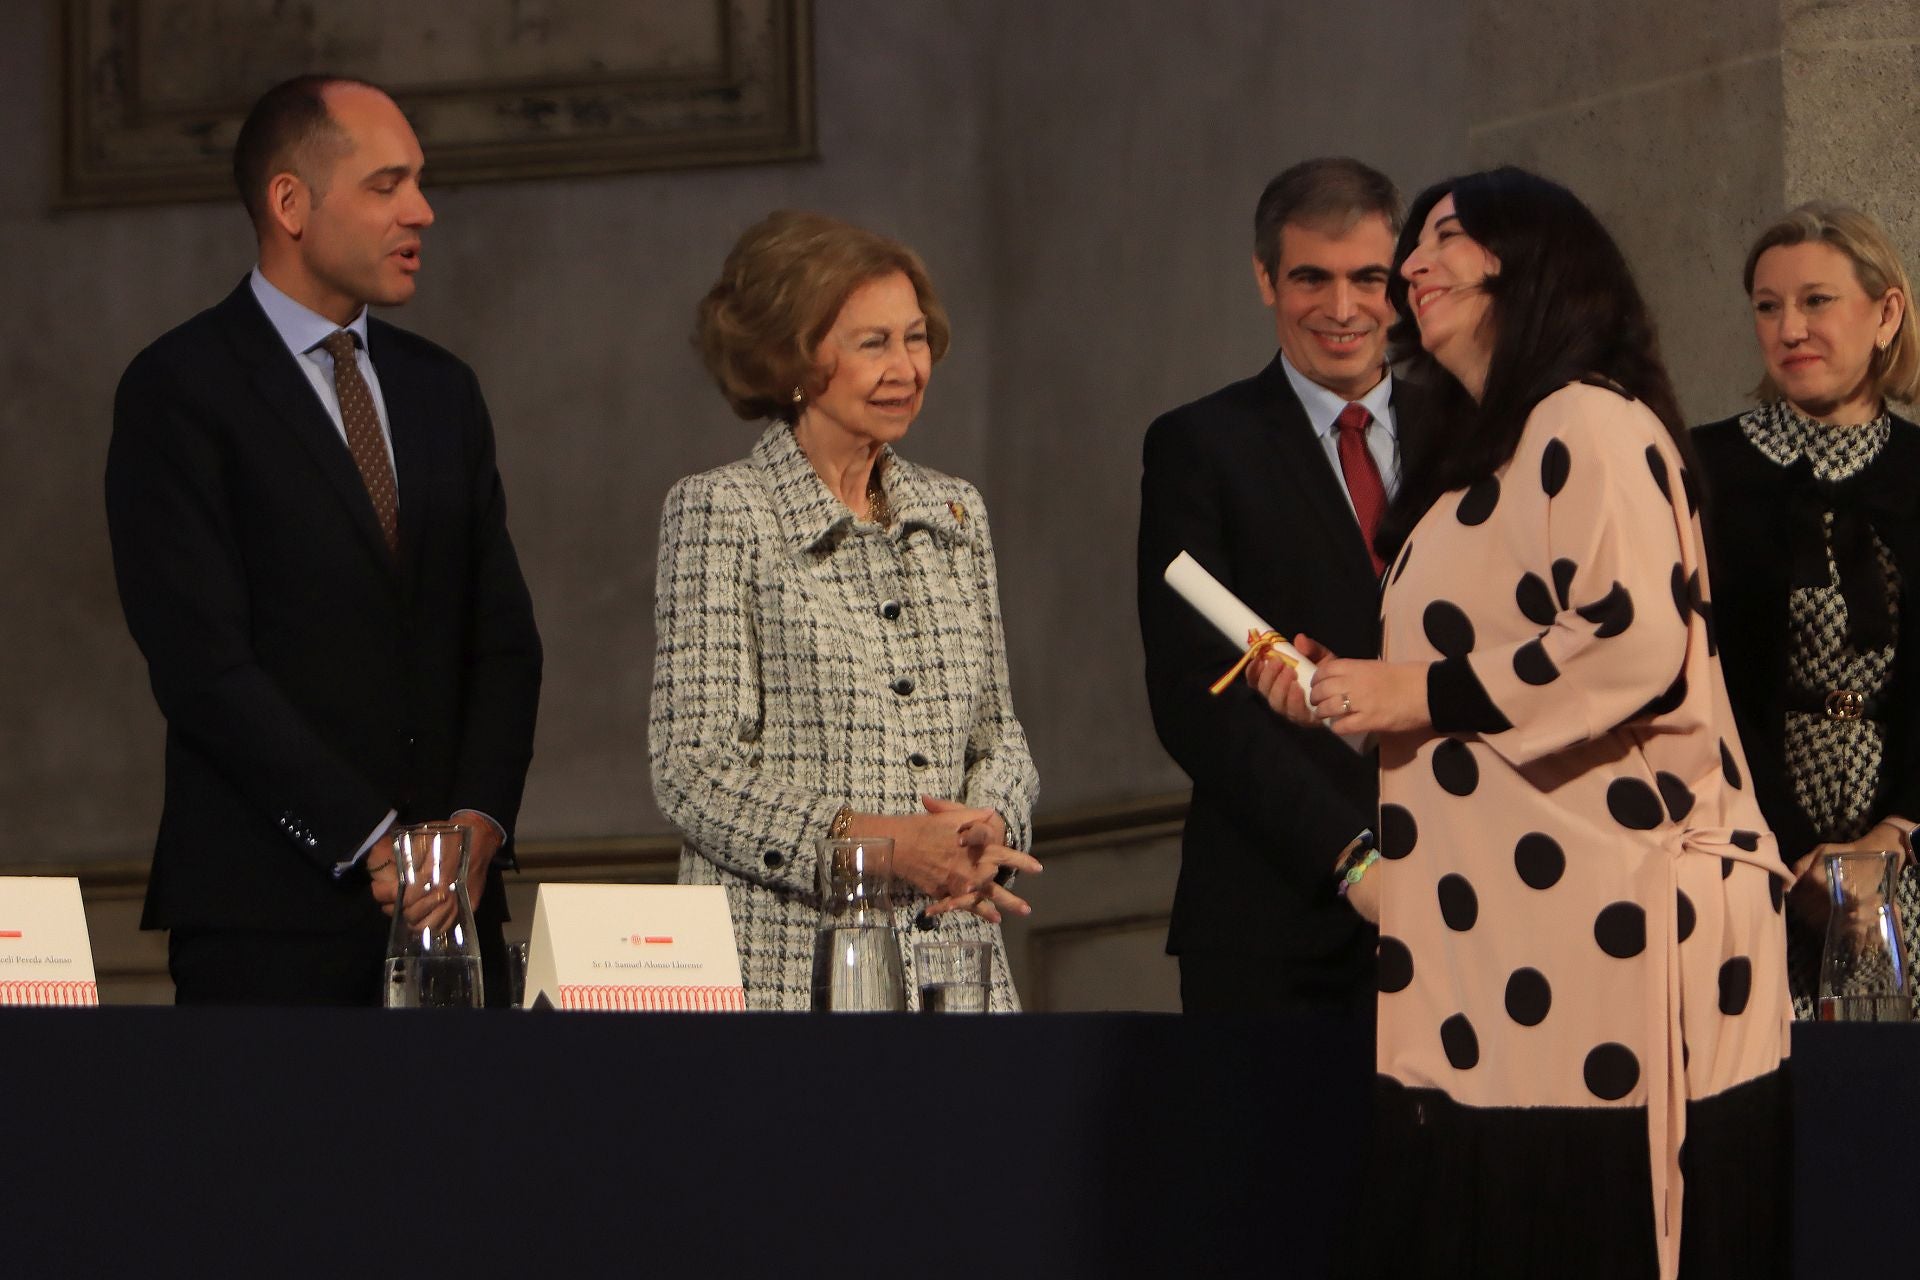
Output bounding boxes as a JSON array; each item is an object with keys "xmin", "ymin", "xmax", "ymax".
[
  {"xmin": 522, "ymin": 884, "xmax": 745, "ymax": 1012},
  {"xmin": 0, "ymin": 878, "xmax": 99, "ymax": 1007}
]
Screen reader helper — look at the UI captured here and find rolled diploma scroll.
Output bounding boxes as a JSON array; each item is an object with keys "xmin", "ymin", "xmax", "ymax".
[
  {"xmin": 1164, "ymin": 552, "xmax": 1315, "ymax": 696},
  {"xmin": 1163, "ymin": 552, "xmax": 1366, "ymax": 752}
]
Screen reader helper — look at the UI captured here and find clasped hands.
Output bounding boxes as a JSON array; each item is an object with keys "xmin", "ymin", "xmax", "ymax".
[
  {"xmin": 368, "ymin": 812, "xmax": 503, "ymax": 934},
  {"xmin": 1246, "ymin": 633, "xmax": 1430, "ymax": 736},
  {"xmin": 872, "ymin": 797, "xmax": 1043, "ymax": 925}
]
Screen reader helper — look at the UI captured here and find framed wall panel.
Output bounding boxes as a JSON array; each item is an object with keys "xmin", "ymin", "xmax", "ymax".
[{"xmin": 58, "ymin": 0, "xmax": 815, "ymax": 208}]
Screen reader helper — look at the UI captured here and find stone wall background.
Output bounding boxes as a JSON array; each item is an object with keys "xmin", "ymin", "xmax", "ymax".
[
  {"xmin": 0, "ymin": 0, "xmax": 1472, "ymax": 860},
  {"xmin": 3, "ymin": 0, "xmax": 1914, "ymax": 1006}
]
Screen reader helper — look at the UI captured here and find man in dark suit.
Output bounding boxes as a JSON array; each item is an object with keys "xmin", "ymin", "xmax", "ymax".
[
  {"xmin": 1138, "ymin": 158, "xmax": 1410, "ymax": 1013},
  {"xmin": 106, "ymin": 75, "xmax": 542, "ymax": 1006}
]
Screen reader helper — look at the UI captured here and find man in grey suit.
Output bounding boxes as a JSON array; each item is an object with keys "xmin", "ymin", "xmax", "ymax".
[
  {"xmin": 1138, "ymin": 158, "xmax": 1417, "ymax": 1013},
  {"xmin": 106, "ymin": 75, "xmax": 542, "ymax": 1005}
]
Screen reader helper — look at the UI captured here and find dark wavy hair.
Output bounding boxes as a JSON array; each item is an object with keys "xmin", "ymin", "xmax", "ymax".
[{"xmin": 1377, "ymin": 167, "xmax": 1689, "ymax": 558}]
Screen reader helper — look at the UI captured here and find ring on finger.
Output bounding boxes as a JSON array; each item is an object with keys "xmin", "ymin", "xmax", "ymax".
[{"xmin": 1341, "ymin": 693, "xmax": 1353, "ymax": 714}]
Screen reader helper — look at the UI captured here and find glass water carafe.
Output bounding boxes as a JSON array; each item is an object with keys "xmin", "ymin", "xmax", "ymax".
[
  {"xmin": 383, "ymin": 822, "xmax": 485, "ymax": 1009},
  {"xmin": 810, "ymin": 836, "xmax": 905, "ymax": 1012},
  {"xmin": 1817, "ymin": 849, "xmax": 1912, "ymax": 1022}
]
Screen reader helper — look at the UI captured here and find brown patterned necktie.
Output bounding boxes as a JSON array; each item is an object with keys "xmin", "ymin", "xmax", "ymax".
[{"xmin": 318, "ymin": 330, "xmax": 399, "ymax": 556}]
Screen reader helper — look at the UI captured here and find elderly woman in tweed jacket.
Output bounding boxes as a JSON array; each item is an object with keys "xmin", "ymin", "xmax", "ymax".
[{"xmin": 650, "ymin": 211, "xmax": 1041, "ymax": 1011}]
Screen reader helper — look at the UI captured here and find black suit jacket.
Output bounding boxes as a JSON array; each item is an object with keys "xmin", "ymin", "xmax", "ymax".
[
  {"xmin": 106, "ymin": 279, "xmax": 542, "ymax": 937},
  {"xmin": 1695, "ymin": 411, "xmax": 1920, "ymax": 862},
  {"xmin": 1139, "ymin": 354, "xmax": 1410, "ymax": 966}
]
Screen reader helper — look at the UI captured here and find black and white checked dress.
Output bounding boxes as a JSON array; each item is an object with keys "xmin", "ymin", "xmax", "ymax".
[
  {"xmin": 649, "ymin": 424, "xmax": 1039, "ymax": 1010},
  {"xmin": 1739, "ymin": 401, "xmax": 1920, "ymax": 1017}
]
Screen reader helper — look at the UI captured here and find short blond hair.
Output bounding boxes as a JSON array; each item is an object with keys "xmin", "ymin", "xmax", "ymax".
[
  {"xmin": 1743, "ymin": 201, "xmax": 1919, "ymax": 405},
  {"xmin": 696, "ymin": 211, "xmax": 950, "ymax": 424}
]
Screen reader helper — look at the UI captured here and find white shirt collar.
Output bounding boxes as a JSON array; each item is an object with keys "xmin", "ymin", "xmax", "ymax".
[{"xmin": 1279, "ymin": 351, "xmax": 1396, "ymax": 441}]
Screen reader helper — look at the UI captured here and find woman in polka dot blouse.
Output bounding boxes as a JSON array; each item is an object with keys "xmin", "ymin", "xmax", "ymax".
[
  {"xmin": 1694, "ymin": 203, "xmax": 1920, "ymax": 1023},
  {"xmin": 1252, "ymin": 169, "xmax": 1789, "ymax": 1280}
]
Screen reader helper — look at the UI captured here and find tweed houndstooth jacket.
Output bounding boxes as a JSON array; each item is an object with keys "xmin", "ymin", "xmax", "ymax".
[{"xmin": 649, "ymin": 423, "xmax": 1039, "ymax": 1010}]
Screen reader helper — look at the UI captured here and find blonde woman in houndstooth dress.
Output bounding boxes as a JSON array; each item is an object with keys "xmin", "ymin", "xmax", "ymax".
[
  {"xmin": 1695, "ymin": 202, "xmax": 1920, "ymax": 1020},
  {"xmin": 650, "ymin": 211, "xmax": 1040, "ymax": 1011}
]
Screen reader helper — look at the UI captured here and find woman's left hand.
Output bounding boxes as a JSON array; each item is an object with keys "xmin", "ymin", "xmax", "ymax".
[
  {"xmin": 923, "ymin": 881, "xmax": 1029, "ymax": 925},
  {"xmin": 1297, "ymin": 658, "xmax": 1433, "ymax": 736},
  {"xmin": 1794, "ymin": 821, "xmax": 1913, "ymax": 886},
  {"xmin": 1790, "ymin": 821, "xmax": 1914, "ymax": 929},
  {"xmin": 917, "ymin": 797, "xmax": 1038, "ymax": 925}
]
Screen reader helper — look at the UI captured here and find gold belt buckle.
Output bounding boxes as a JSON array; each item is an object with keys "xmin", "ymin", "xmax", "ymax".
[{"xmin": 1825, "ymin": 689, "xmax": 1866, "ymax": 721}]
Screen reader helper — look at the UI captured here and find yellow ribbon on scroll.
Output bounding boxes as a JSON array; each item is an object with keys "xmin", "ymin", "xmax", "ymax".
[{"xmin": 1209, "ymin": 629, "xmax": 1301, "ymax": 696}]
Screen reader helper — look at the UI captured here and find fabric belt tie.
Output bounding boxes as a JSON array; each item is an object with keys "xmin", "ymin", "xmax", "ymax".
[
  {"xmin": 1645, "ymin": 824, "xmax": 1790, "ymax": 1280},
  {"xmin": 1783, "ymin": 457, "xmax": 1893, "ymax": 650}
]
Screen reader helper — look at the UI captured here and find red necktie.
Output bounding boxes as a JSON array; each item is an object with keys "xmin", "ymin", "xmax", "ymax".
[{"xmin": 1335, "ymin": 402, "xmax": 1386, "ymax": 577}]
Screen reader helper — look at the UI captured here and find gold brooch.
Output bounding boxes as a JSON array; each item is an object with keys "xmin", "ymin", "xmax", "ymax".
[{"xmin": 948, "ymin": 500, "xmax": 967, "ymax": 524}]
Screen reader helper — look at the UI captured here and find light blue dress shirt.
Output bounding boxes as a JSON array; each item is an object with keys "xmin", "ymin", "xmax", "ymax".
[
  {"xmin": 1279, "ymin": 352, "xmax": 1401, "ymax": 517},
  {"xmin": 249, "ymin": 268, "xmax": 399, "ymax": 481}
]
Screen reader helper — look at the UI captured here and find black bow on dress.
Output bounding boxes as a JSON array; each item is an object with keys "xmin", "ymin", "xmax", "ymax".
[{"xmin": 1784, "ymin": 455, "xmax": 1896, "ymax": 651}]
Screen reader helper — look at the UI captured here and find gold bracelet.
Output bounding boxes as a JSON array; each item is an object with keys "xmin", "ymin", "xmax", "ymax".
[{"xmin": 828, "ymin": 804, "xmax": 854, "ymax": 840}]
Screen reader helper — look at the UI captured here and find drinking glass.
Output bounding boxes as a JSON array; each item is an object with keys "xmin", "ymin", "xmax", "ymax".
[
  {"xmin": 505, "ymin": 940, "xmax": 530, "ymax": 1009},
  {"xmin": 915, "ymin": 940, "xmax": 992, "ymax": 1014}
]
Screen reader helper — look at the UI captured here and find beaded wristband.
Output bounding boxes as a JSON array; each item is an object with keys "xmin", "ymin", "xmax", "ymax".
[
  {"xmin": 1331, "ymin": 828, "xmax": 1376, "ymax": 879},
  {"xmin": 1337, "ymin": 848, "xmax": 1381, "ymax": 898},
  {"xmin": 828, "ymin": 804, "xmax": 854, "ymax": 840}
]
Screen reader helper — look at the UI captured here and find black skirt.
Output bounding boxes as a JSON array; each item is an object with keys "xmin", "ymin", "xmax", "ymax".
[{"xmin": 1335, "ymin": 1068, "xmax": 1790, "ymax": 1280}]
